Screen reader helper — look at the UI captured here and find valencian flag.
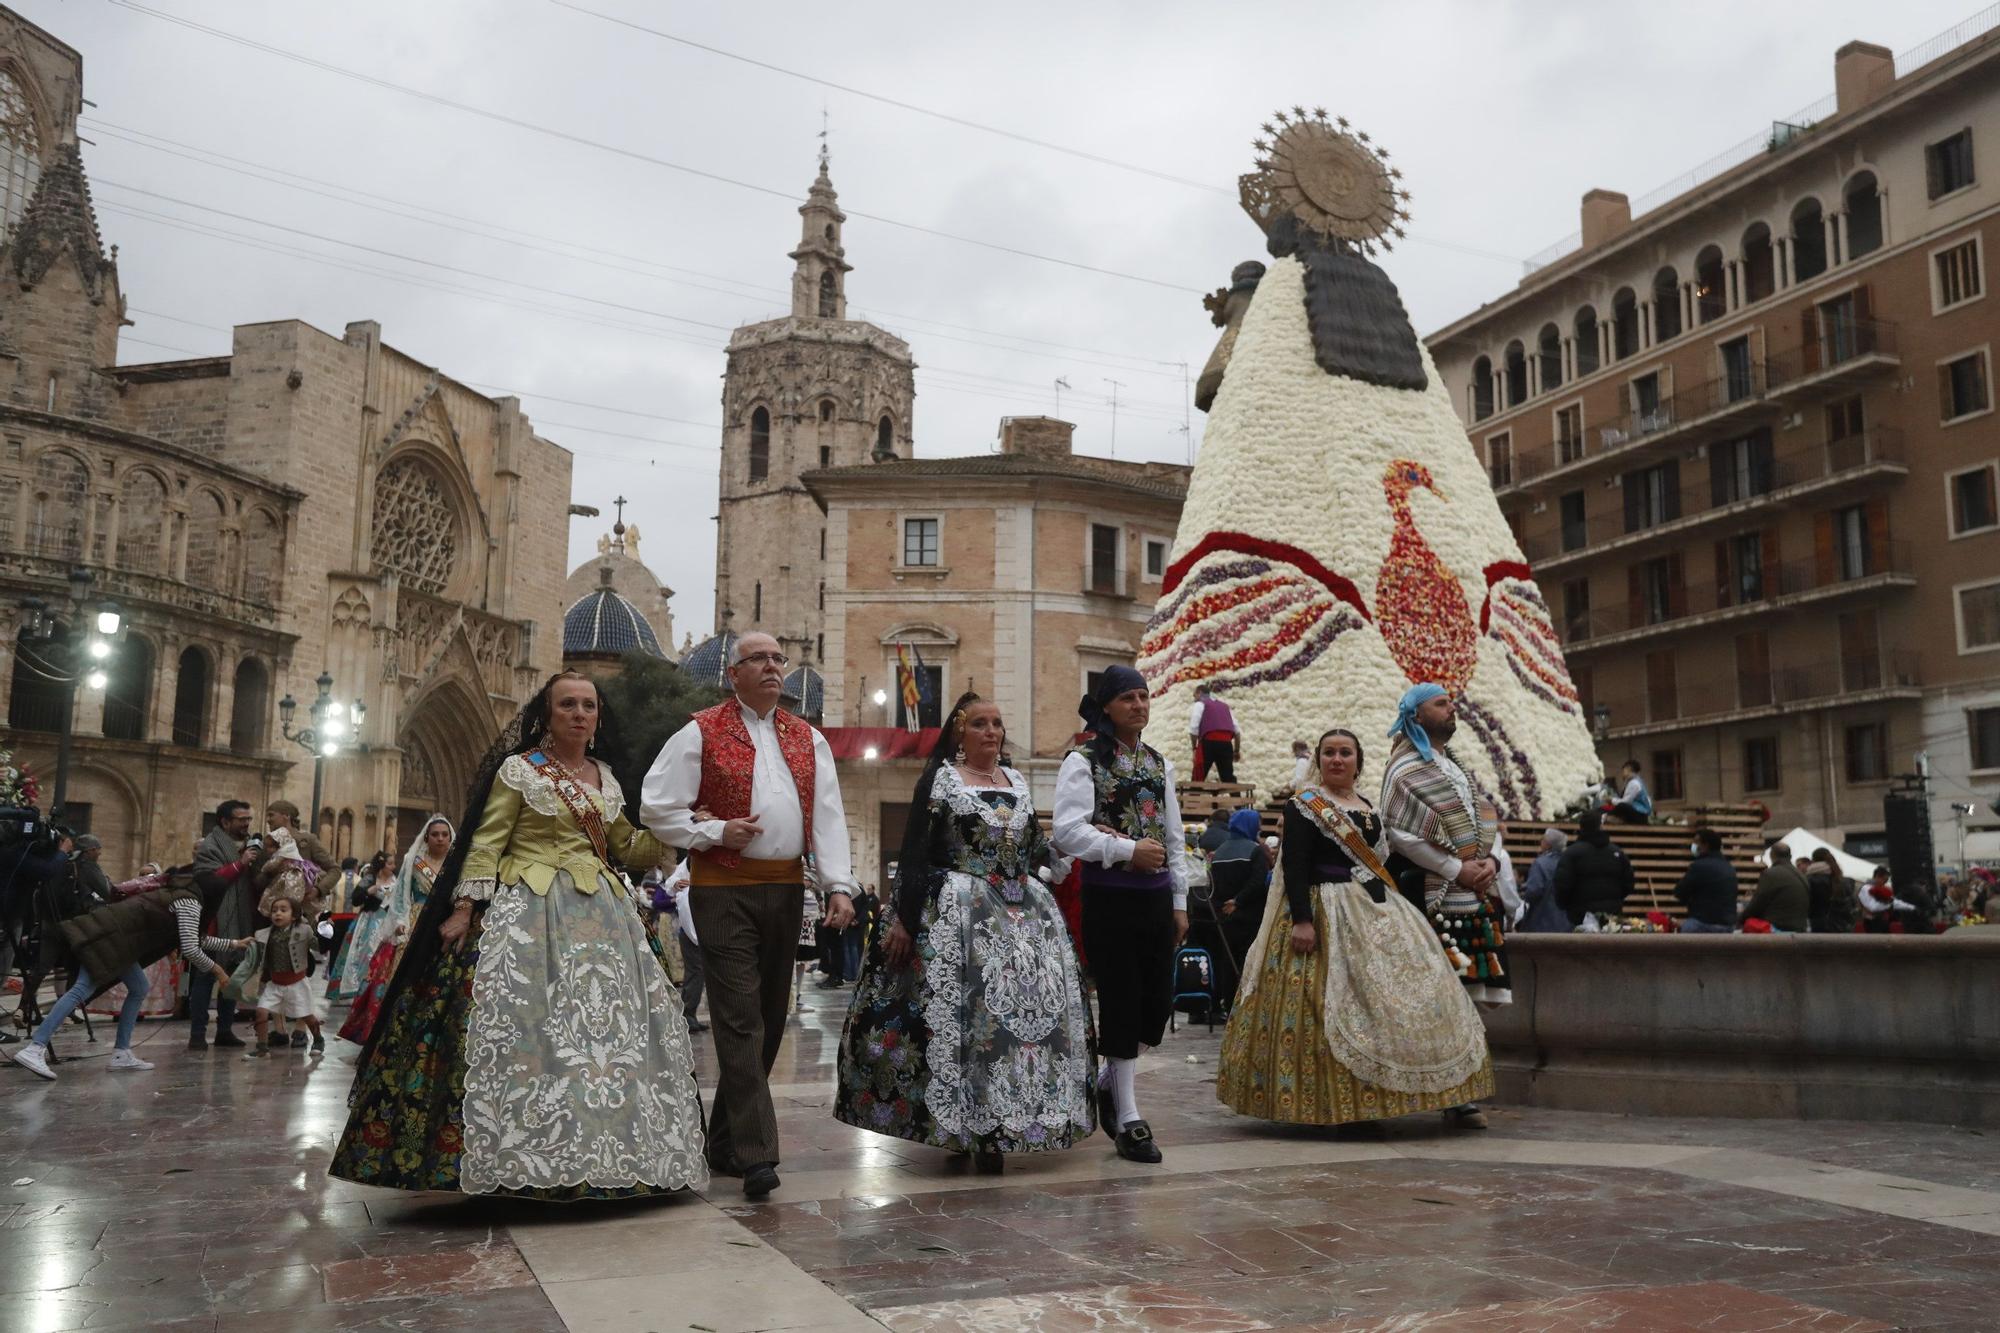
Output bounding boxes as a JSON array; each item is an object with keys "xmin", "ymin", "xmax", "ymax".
[{"xmin": 894, "ymin": 642, "xmax": 927, "ymax": 732}]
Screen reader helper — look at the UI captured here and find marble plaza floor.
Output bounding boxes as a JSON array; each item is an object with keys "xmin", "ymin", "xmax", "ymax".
[{"xmin": 4, "ymin": 983, "xmax": 1998, "ymax": 1332}]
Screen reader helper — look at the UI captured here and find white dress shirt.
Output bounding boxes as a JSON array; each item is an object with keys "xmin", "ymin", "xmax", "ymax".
[
  {"xmin": 1052, "ymin": 746, "xmax": 1190, "ymax": 910},
  {"xmin": 661, "ymin": 861, "xmax": 697, "ymax": 942},
  {"xmin": 1491, "ymin": 836, "xmax": 1522, "ymax": 925},
  {"xmin": 1188, "ymin": 699, "xmax": 1206, "ymax": 738},
  {"xmin": 1290, "ymin": 754, "xmax": 1313, "ymax": 789},
  {"xmin": 639, "ymin": 701, "xmax": 856, "ymax": 895}
]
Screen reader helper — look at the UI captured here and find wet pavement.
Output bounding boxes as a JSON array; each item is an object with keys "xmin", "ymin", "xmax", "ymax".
[{"xmin": 4, "ymin": 982, "xmax": 1995, "ymax": 1331}]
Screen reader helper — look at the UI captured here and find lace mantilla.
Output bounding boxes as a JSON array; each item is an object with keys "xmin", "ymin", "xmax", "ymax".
[{"xmin": 497, "ymin": 752, "xmax": 626, "ymax": 823}]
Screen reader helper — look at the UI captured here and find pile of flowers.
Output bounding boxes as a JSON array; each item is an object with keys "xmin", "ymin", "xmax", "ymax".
[
  {"xmin": 0, "ymin": 747, "xmax": 39, "ymax": 808},
  {"xmin": 1594, "ymin": 914, "xmax": 1673, "ymax": 934},
  {"xmin": 1138, "ymin": 254, "xmax": 1601, "ymax": 817}
]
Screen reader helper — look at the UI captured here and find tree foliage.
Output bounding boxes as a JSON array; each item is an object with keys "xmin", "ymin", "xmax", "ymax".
[{"xmin": 598, "ymin": 651, "xmax": 724, "ymax": 800}]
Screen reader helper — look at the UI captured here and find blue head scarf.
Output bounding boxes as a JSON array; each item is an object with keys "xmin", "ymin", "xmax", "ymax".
[
  {"xmin": 1077, "ymin": 664, "xmax": 1147, "ymax": 743},
  {"xmin": 1387, "ymin": 682, "xmax": 1448, "ymax": 762},
  {"xmin": 1227, "ymin": 807, "xmax": 1262, "ymax": 840}
]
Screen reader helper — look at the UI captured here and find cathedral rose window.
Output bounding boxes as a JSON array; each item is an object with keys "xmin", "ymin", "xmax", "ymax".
[{"xmin": 372, "ymin": 458, "xmax": 461, "ymax": 595}]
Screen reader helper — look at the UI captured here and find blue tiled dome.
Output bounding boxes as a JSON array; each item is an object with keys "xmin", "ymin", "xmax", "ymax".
[
  {"xmin": 678, "ymin": 630, "xmax": 738, "ymax": 688},
  {"xmin": 782, "ymin": 664, "xmax": 825, "ymax": 720},
  {"xmin": 564, "ymin": 582, "xmax": 664, "ymax": 659}
]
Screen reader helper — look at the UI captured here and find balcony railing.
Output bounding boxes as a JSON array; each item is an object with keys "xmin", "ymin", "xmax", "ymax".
[
  {"xmin": 1518, "ymin": 425, "xmax": 1905, "ymax": 565},
  {"xmin": 1495, "ymin": 319, "xmax": 1902, "ymax": 496},
  {"xmin": 1766, "ymin": 317, "xmax": 1900, "ymax": 392},
  {"xmin": 1082, "ymin": 563, "xmax": 1131, "ymax": 599},
  {"xmin": 1562, "ymin": 540, "xmax": 1913, "ymax": 646},
  {"xmin": 1597, "ymin": 650, "xmax": 1923, "ymax": 731}
]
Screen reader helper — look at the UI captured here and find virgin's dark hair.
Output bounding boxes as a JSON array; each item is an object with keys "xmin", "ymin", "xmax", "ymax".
[
  {"xmin": 350, "ymin": 670, "xmax": 625, "ymax": 1081},
  {"xmin": 890, "ymin": 691, "xmax": 990, "ymax": 931},
  {"xmin": 1314, "ymin": 727, "xmax": 1365, "ymax": 776}
]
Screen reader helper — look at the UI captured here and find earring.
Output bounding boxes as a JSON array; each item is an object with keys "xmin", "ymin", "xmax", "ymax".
[{"xmin": 953, "ymin": 746, "xmax": 966, "ymax": 766}]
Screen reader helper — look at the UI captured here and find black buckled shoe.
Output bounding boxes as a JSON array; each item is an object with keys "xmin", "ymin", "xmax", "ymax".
[
  {"xmin": 742, "ymin": 1163, "xmax": 780, "ymax": 1199},
  {"xmin": 1114, "ymin": 1120, "xmax": 1163, "ymax": 1164}
]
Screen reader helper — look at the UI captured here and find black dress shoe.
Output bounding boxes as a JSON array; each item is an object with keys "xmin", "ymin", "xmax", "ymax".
[
  {"xmin": 187, "ymin": 1033, "xmax": 208, "ymax": 1052},
  {"xmin": 974, "ymin": 1150, "xmax": 1004, "ymax": 1175},
  {"xmin": 1114, "ymin": 1120, "xmax": 1163, "ymax": 1164},
  {"xmin": 1096, "ymin": 1081, "xmax": 1117, "ymax": 1140},
  {"xmin": 742, "ymin": 1163, "xmax": 780, "ymax": 1199},
  {"xmin": 686, "ymin": 1019, "xmax": 709, "ymax": 1034},
  {"xmin": 213, "ymin": 1031, "xmax": 247, "ymax": 1049}
]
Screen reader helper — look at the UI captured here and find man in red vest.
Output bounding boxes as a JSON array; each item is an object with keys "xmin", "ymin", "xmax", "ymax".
[{"xmin": 642, "ymin": 632, "xmax": 856, "ymax": 1199}]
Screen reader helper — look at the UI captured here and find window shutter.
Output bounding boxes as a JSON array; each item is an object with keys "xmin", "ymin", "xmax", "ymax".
[
  {"xmin": 1800, "ymin": 309, "xmax": 1821, "ymax": 374},
  {"xmin": 1865, "ymin": 499, "xmax": 1890, "ymax": 574},
  {"xmin": 1708, "ymin": 444, "xmax": 1730, "ymax": 506},
  {"xmin": 1926, "ymin": 143, "xmax": 1942, "ymax": 199},
  {"xmin": 1617, "ymin": 381, "xmax": 1632, "ymax": 416},
  {"xmin": 1622, "ymin": 473, "xmax": 1642, "ymax": 534},
  {"xmin": 1939, "ymin": 362, "xmax": 1956, "ymax": 419},
  {"xmin": 1853, "ymin": 283, "xmax": 1872, "ymax": 324},
  {"xmin": 1761, "ymin": 528, "xmax": 1782, "ymax": 591},
  {"xmin": 1667, "ymin": 552, "xmax": 1688, "ymax": 617},
  {"xmin": 1663, "ymin": 460, "xmax": 1683, "ymax": 521},
  {"xmin": 1813, "ymin": 512, "xmax": 1835, "ymax": 586},
  {"xmin": 1627, "ymin": 564, "xmax": 1643, "ymax": 628},
  {"xmin": 1751, "ymin": 428, "xmax": 1774, "ymax": 494},
  {"xmin": 1714, "ymin": 539, "xmax": 1733, "ymax": 608}
]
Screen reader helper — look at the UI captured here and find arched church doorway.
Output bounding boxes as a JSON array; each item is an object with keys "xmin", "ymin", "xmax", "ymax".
[{"xmin": 395, "ymin": 674, "xmax": 493, "ymax": 855}]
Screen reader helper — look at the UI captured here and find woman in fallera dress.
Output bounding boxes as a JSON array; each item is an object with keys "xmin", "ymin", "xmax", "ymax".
[
  {"xmin": 337, "ymin": 819, "xmax": 452, "ymax": 1044},
  {"xmin": 330, "ymin": 671, "xmax": 706, "ymax": 1200},
  {"xmin": 1216, "ymin": 728, "xmax": 1493, "ymax": 1128},
  {"xmin": 328, "ymin": 853, "xmax": 400, "ymax": 1003},
  {"xmin": 834, "ymin": 693, "xmax": 1096, "ymax": 1173}
]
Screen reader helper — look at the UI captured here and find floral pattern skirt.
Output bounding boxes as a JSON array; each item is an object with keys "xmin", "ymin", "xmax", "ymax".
[
  {"xmin": 337, "ymin": 938, "xmax": 398, "ymax": 1045},
  {"xmin": 1216, "ymin": 890, "xmax": 1493, "ymax": 1126},
  {"xmin": 329, "ymin": 871, "xmax": 707, "ymax": 1200},
  {"xmin": 835, "ymin": 871, "xmax": 1096, "ymax": 1154},
  {"xmin": 330, "ymin": 907, "xmax": 393, "ymax": 1002}
]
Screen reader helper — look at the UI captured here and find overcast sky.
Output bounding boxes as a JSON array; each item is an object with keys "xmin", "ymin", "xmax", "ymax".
[{"xmin": 29, "ymin": 0, "xmax": 1981, "ymax": 639}]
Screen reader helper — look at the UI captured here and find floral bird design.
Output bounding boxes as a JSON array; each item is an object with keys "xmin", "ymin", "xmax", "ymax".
[{"xmin": 1374, "ymin": 459, "xmax": 1476, "ymax": 697}]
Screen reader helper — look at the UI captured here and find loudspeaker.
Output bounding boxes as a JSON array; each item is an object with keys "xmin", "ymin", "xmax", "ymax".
[{"xmin": 1882, "ymin": 790, "xmax": 1933, "ymax": 890}]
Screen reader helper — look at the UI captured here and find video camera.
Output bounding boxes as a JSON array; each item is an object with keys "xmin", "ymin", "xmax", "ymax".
[{"xmin": 0, "ymin": 805, "xmax": 74, "ymax": 929}]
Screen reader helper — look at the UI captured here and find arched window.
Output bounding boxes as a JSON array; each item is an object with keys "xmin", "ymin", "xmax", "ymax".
[
  {"xmin": 817, "ymin": 270, "xmax": 837, "ymax": 318},
  {"xmin": 229, "ymin": 658, "xmax": 269, "ymax": 755},
  {"xmin": 117, "ymin": 470, "xmax": 168, "ymax": 574},
  {"xmin": 1845, "ymin": 172, "xmax": 1883, "ymax": 258},
  {"xmin": 171, "ymin": 646, "xmax": 210, "ymax": 746},
  {"xmin": 1652, "ymin": 266, "xmax": 1681, "ymax": 342},
  {"xmin": 1537, "ymin": 323, "xmax": 1562, "ymax": 392},
  {"xmin": 1790, "ymin": 199, "xmax": 1826, "ymax": 282},
  {"xmin": 337, "ymin": 809, "xmax": 355, "ymax": 860},
  {"xmin": 824, "ymin": 224, "xmax": 835, "ymax": 242},
  {"xmin": 371, "ymin": 458, "xmax": 461, "ymax": 596},
  {"xmin": 1694, "ymin": 246, "xmax": 1726, "ymax": 323},
  {"xmin": 8, "ymin": 623, "xmax": 68, "ymax": 732},
  {"xmin": 1574, "ymin": 307, "xmax": 1600, "ymax": 376},
  {"xmin": 748, "ymin": 406, "xmax": 770, "ymax": 481},
  {"xmin": 240, "ymin": 509, "xmax": 282, "ymax": 604},
  {"xmin": 0, "ymin": 69, "xmax": 42, "ymax": 240},
  {"xmin": 30, "ymin": 450, "xmax": 88, "ymax": 559},
  {"xmin": 876, "ymin": 415, "xmax": 894, "ymax": 456},
  {"xmin": 752, "ymin": 581, "xmax": 762, "ymax": 621},
  {"xmin": 1742, "ymin": 223, "xmax": 1774, "ymax": 303},
  {"xmin": 185, "ymin": 491, "xmax": 229, "ymax": 593},
  {"xmin": 101, "ymin": 634, "xmax": 153, "ymax": 742},
  {"xmin": 1470, "ymin": 355, "xmax": 1495, "ymax": 420},
  {"xmin": 1611, "ymin": 288, "xmax": 1639, "ymax": 361},
  {"xmin": 818, "ymin": 399, "xmax": 835, "ymax": 423},
  {"xmin": 1503, "ymin": 340, "xmax": 1528, "ymax": 405}
]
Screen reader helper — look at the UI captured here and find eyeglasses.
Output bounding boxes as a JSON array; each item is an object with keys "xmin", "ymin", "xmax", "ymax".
[{"xmin": 735, "ymin": 651, "xmax": 789, "ymax": 668}]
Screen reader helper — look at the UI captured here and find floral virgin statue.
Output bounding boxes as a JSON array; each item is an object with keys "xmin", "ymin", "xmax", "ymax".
[{"xmin": 1139, "ymin": 109, "xmax": 1599, "ymax": 816}]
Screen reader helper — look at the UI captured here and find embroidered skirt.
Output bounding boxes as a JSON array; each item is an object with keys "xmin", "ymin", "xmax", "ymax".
[
  {"xmin": 1217, "ymin": 883, "xmax": 1493, "ymax": 1126},
  {"xmin": 835, "ymin": 869, "xmax": 1096, "ymax": 1154},
  {"xmin": 330, "ymin": 870, "xmax": 707, "ymax": 1199}
]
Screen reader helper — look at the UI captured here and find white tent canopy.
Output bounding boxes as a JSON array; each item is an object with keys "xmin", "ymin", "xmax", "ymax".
[{"xmin": 1757, "ymin": 827, "xmax": 1879, "ymax": 881}]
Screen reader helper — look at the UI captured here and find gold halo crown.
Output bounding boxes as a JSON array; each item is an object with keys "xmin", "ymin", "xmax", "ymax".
[{"xmin": 1239, "ymin": 107, "xmax": 1410, "ymax": 255}]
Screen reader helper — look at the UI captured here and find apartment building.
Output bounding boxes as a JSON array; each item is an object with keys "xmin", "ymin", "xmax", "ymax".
[{"xmin": 1430, "ymin": 30, "xmax": 2000, "ymax": 863}]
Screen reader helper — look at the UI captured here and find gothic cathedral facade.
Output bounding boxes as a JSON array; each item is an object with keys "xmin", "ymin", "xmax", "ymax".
[{"xmin": 713, "ymin": 153, "xmax": 915, "ymax": 667}]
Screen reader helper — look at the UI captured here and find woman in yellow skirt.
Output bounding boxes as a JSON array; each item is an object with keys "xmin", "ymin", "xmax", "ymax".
[{"xmin": 1216, "ymin": 728, "xmax": 1492, "ymax": 1127}]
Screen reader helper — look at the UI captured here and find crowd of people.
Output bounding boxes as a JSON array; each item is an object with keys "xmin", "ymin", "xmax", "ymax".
[{"xmin": 9, "ymin": 646, "xmax": 1990, "ymax": 1204}]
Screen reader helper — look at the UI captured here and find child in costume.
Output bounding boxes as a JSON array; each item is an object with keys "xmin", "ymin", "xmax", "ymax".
[{"xmin": 235, "ymin": 896, "xmax": 325, "ymax": 1056}]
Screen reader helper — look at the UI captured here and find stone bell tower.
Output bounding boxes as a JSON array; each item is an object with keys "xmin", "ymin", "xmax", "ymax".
[{"xmin": 712, "ymin": 147, "xmax": 916, "ymax": 667}]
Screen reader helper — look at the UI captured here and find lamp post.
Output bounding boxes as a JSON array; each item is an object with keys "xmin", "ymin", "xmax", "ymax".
[
  {"xmin": 279, "ymin": 671, "xmax": 366, "ymax": 830},
  {"xmin": 16, "ymin": 567, "xmax": 122, "ymax": 822}
]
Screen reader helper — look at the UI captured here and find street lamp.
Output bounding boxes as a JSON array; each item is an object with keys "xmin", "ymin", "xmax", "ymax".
[
  {"xmin": 15, "ymin": 568, "xmax": 121, "ymax": 822},
  {"xmin": 280, "ymin": 670, "xmax": 367, "ymax": 827}
]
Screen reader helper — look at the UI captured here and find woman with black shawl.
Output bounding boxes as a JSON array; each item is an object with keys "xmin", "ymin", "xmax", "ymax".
[
  {"xmin": 833, "ymin": 693, "xmax": 1095, "ymax": 1174},
  {"xmin": 330, "ymin": 671, "xmax": 706, "ymax": 1200}
]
